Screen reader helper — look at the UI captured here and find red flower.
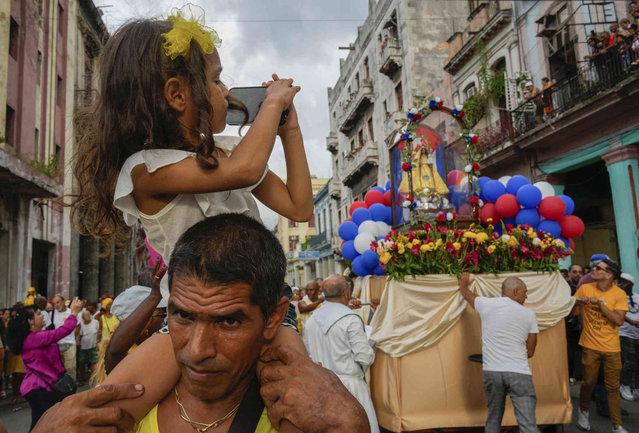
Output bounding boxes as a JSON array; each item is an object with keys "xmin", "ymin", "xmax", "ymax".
[
  {"xmin": 436, "ymin": 213, "xmax": 446, "ymax": 222},
  {"xmin": 390, "ymin": 229, "xmax": 399, "ymax": 237},
  {"xmin": 412, "ymin": 245, "xmax": 420, "ymax": 255},
  {"xmin": 414, "ymin": 113, "xmax": 423, "ymax": 121},
  {"xmin": 463, "ymin": 251, "xmax": 479, "ymax": 267},
  {"xmin": 391, "ymin": 243, "xmax": 398, "ymax": 250},
  {"xmin": 520, "ymin": 246, "xmax": 530, "ymax": 257},
  {"xmin": 407, "ymin": 230, "xmax": 416, "ymax": 241},
  {"xmin": 452, "ymin": 212, "xmax": 457, "ymax": 219},
  {"xmin": 471, "ymin": 135, "xmax": 479, "ymax": 144},
  {"xmin": 446, "ymin": 242, "xmax": 455, "ymax": 253},
  {"xmin": 506, "ymin": 224, "xmax": 514, "ymax": 232},
  {"xmin": 437, "ymin": 101, "xmax": 444, "ymax": 109},
  {"xmin": 454, "ymin": 229, "xmax": 463, "ymax": 237},
  {"xmin": 398, "ymin": 141, "xmax": 406, "ymax": 151},
  {"xmin": 407, "ymin": 196, "xmax": 414, "ymax": 202},
  {"xmin": 470, "ymin": 196, "xmax": 479, "ymax": 206},
  {"xmin": 459, "ymin": 111, "xmax": 465, "ymax": 118},
  {"xmin": 424, "ymin": 223, "xmax": 432, "ymax": 232},
  {"xmin": 436, "ymin": 226, "xmax": 448, "ymax": 234},
  {"xmin": 472, "ymin": 162, "xmax": 480, "ymax": 171},
  {"xmin": 402, "ymin": 162, "xmax": 411, "ymax": 172},
  {"xmin": 510, "ymin": 248, "xmax": 518, "ymax": 260},
  {"xmin": 371, "ymin": 241, "xmax": 378, "ymax": 249}
]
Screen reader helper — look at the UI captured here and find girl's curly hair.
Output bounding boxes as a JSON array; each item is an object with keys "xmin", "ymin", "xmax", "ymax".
[{"xmin": 71, "ymin": 19, "xmax": 246, "ymax": 247}]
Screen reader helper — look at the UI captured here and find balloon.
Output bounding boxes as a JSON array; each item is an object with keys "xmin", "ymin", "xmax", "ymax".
[
  {"xmin": 560, "ymin": 215, "xmax": 585, "ymax": 238},
  {"xmin": 538, "ymin": 220, "xmax": 562, "ymax": 238},
  {"xmin": 369, "ymin": 203, "xmax": 387, "ymax": 222},
  {"xmin": 340, "ymin": 240, "xmax": 346, "ymax": 249},
  {"xmin": 383, "ymin": 190, "xmax": 392, "ymax": 206},
  {"xmin": 358, "ymin": 220, "xmax": 378, "ymax": 236},
  {"xmin": 447, "ymin": 170, "xmax": 465, "ymax": 186},
  {"xmin": 459, "ymin": 175, "xmax": 469, "ymax": 191},
  {"xmin": 480, "ymin": 203, "xmax": 501, "ymax": 224},
  {"xmin": 345, "ymin": 218, "xmax": 352, "ymax": 222},
  {"xmin": 341, "ymin": 240, "xmax": 359, "ymax": 261},
  {"xmin": 354, "ymin": 233, "xmax": 376, "ymax": 254},
  {"xmin": 558, "ymin": 195, "xmax": 575, "ymax": 215},
  {"xmin": 495, "ymin": 194, "xmax": 520, "ymax": 218},
  {"xmin": 493, "ymin": 224, "xmax": 503, "ymax": 236},
  {"xmin": 498, "ymin": 175, "xmax": 512, "ymax": 187},
  {"xmin": 516, "ymin": 184, "xmax": 542, "ymax": 209},
  {"xmin": 349, "ymin": 201, "xmax": 367, "ymax": 216},
  {"xmin": 384, "ymin": 206, "xmax": 393, "ymax": 225},
  {"xmin": 361, "ymin": 250, "xmax": 379, "ymax": 270},
  {"xmin": 374, "ymin": 264, "xmax": 385, "ymax": 276},
  {"xmin": 515, "ymin": 209, "xmax": 540, "ymax": 228},
  {"xmin": 477, "ymin": 176, "xmax": 491, "ymax": 200},
  {"xmin": 375, "ymin": 221, "xmax": 390, "ymax": 237},
  {"xmin": 352, "ymin": 256, "xmax": 371, "ymax": 276},
  {"xmin": 538, "ymin": 196, "xmax": 566, "ymax": 220},
  {"xmin": 503, "ymin": 216, "xmax": 517, "ymax": 227},
  {"xmin": 483, "ymin": 180, "xmax": 506, "ymax": 203},
  {"xmin": 352, "ymin": 207, "xmax": 372, "ymax": 225},
  {"xmin": 569, "ymin": 239, "xmax": 575, "ymax": 250},
  {"xmin": 558, "ymin": 236, "xmax": 571, "ymax": 250},
  {"xmin": 385, "ymin": 180, "xmax": 391, "ymax": 191},
  {"xmin": 533, "ymin": 181, "xmax": 555, "ymax": 199},
  {"xmin": 506, "ymin": 175, "xmax": 530, "ymax": 195},
  {"xmin": 372, "ymin": 186, "xmax": 385, "ymax": 194},
  {"xmin": 364, "ymin": 190, "xmax": 385, "ymax": 208},
  {"xmin": 338, "ymin": 221, "xmax": 358, "ymax": 241}
]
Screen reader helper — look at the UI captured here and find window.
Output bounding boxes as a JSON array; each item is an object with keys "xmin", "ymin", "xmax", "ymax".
[
  {"xmin": 464, "ymin": 83, "xmax": 476, "ymax": 101},
  {"xmin": 37, "ymin": 51, "xmax": 42, "ymax": 85},
  {"xmin": 288, "ymin": 220, "xmax": 297, "ymax": 228},
  {"xmin": 394, "ymin": 82, "xmax": 403, "ymax": 111},
  {"xmin": 9, "ymin": 18, "xmax": 18, "ymax": 60},
  {"xmin": 332, "ymin": 111, "xmax": 336, "ymax": 119},
  {"xmin": 358, "ymin": 130, "xmax": 364, "ymax": 147},
  {"xmin": 350, "ymin": 139, "xmax": 355, "ymax": 152},
  {"xmin": 355, "ymin": 73, "xmax": 360, "ymax": 90},
  {"xmin": 364, "ymin": 57, "xmax": 369, "ymax": 78},
  {"xmin": 5, "ymin": 105, "xmax": 15, "ymax": 146},
  {"xmin": 58, "ymin": 3, "xmax": 64, "ymax": 35},
  {"xmin": 383, "ymin": 100, "xmax": 388, "ymax": 116},
  {"xmin": 367, "ymin": 117, "xmax": 374, "ymax": 141},
  {"xmin": 288, "ymin": 236, "xmax": 299, "ymax": 251},
  {"xmin": 57, "ymin": 75, "xmax": 63, "ymax": 106},
  {"xmin": 55, "ymin": 144, "xmax": 61, "ymax": 159}
]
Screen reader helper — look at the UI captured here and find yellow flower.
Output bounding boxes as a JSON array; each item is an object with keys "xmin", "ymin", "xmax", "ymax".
[
  {"xmin": 162, "ymin": 5, "xmax": 222, "ymax": 60},
  {"xmin": 463, "ymin": 231, "xmax": 477, "ymax": 239},
  {"xmin": 453, "ymin": 242, "xmax": 461, "ymax": 250},
  {"xmin": 527, "ymin": 228, "xmax": 537, "ymax": 239},
  {"xmin": 407, "ymin": 242, "xmax": 414, "ymax": 249},
  {"xmin": 553, "ymin": 239, "xmax": 566, "ymax": 248},
  {"xmin": 397, "ymin": 244, "xmax": 405, "ymax": 255},
  {"xmin": 376, "ymin": 246, "xmax": 385, "ymax": 256},
  {"xmin": 487, "ymin": 245, "xmax": 496, "ymax": 254},
  {"xmin": 476, "ymin": 232, "xmax": 489, "ymax": 244},
  {"xmin": 435, "ymin": 239, "xmax": 443, "ymax": 248},
  {"xmin": 507, "ymin": 236, "xmax": 518, "ymax": 248},
  {"xmin": 413, "ymin": 239, "xmax": 421, "ymax": 245},
  {"xmin": 420, "ymin": 244, "xmax": 428, "ymax": 253},
  {"xmin": 380, "ymin": 252, "xmax": 392, "ymax": 264}
]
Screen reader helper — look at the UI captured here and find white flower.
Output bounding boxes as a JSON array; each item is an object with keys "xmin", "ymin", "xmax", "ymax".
[
  {"xmin": 468, "ymin": 133, "xmax": 476, "ymax": 139},
  {"xmin": 435, "ymin": 96, "xmax": 441, "ymax": 103},
  {"xmin": 532, "ymin": 238, "xmax": 541, "ymax": 246},
  {"xmin": 478, "ymin": 199, "xmax": 484, "ymax": 207},
  {"xmin": 409, "ymin": 108, "xmax": 418, "ymax": 114},
  {"xmin": 402, "ymin": 200, "xmax": 412, "ymax": 208},
  {"xmin": 500, "ymin": 235, "xmax": 511, "ymax": 244},
  {"xmin": 446, "ymin": 212, "xmax": 454, "ymax": 221},
  {"xmin": 456, "ymin": 104, "xmax": 464, "ymax": 111},
  {"xmin": 442, "ymin": 198, "xmax": 450, "ymax": 207},
  {"xmin": 464, "ymin": 164, "xmax": 472, "ymax": 173}
]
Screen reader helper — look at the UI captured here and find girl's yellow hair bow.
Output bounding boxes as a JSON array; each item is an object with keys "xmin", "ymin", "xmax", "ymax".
[{"xmin": 162, "ymin": 4, "xmax": 221, "ymax": 60}]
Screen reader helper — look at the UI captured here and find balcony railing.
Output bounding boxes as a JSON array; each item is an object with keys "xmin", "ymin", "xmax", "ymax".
[
  {"xmin": 326, "ymin": 133, "xmax": 338, "ymax": 154},
  {"xmin": 340, "ymin": 140, "xmax": 379, "ymax": 186},
  {"xmin": 339, "ymin": 79, "xmax": 374, "ymax": 134},
  {"xmin": 510, "ymin": 49, "xmax": 639, "ymax": 139},
  {"xmin": 476, "ymin": 116, "xmax": 513, "ymax": 154},
  {"xmin": 308, "ymin": 231, "xmax": 328, "ymax": 250},
  {"xmin": 328, "ymin": 176, "xmax": 341, "ymax": 200},
  {"xmin": 379, "ymin": 38, "xmax": 402, "ymax": 78}
]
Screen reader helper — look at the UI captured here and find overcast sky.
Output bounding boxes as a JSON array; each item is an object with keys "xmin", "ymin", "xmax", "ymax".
[{"xmin": 97, "ymin": 0, "xmax": 370, "ymax": 228}]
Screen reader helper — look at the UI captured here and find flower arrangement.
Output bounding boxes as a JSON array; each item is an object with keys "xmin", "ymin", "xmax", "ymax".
[{"xmin": 375, "ymin": 220, "xmax": 570, "ymax": 280}]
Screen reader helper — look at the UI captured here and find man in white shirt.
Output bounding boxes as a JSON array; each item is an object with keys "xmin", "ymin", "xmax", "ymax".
[
  {"xmin": 304, "ymin": 274, "xmax": 379, "ymax": 433},
  {"xmin": 77, "ymin": 311, "xmax": 99, "ymax": 385},
  {"xmin": 459, "ymin": 273, "xmax": 540, "ymax": 433},
  {"xmin": 52, "ymin": 294, "xmax": 78, "ymax": 379}
]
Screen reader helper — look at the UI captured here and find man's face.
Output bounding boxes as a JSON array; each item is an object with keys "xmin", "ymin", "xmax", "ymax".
[
  {"xmin": 81, "ymin": 311, "xmax": 91, "ymax": 323},
  {"xmin": 513, "ymin": 286, "xmax": 528, "ymax": 305},
  {"xmin": 307, "ymin": 283, "xmax": 319, "ymax": 300},
  {"xmin": 591, "ymin": 263, "xmax": 614, "ymax": 283},
  {"xmin": 168, "ymin": 275, "xmax": 276, "ymax": 402},
  {"xmin": 569, "ymin": 266, "xmax": 584, "ymax": 283},
  {"xmin": 53, "ymin": 296, "xmax": 64, "ymax": 311}
]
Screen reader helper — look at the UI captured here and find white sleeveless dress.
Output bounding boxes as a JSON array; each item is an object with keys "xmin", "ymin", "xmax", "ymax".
[{"xmin": 113, "ymin": 136, "xmax": 268, "ymax": 301}]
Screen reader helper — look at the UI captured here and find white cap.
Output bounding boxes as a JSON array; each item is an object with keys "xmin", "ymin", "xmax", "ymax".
[
  {"xmin": 620, "ymin": 273, "xmax": 635, "ymax": 285},
  {"xmin": 525, "ymin": 81, "xmax": 534, "ymax": 87},
  {"xmin": 111, "ymin": 285, "xmax": 167, "ymax": 322}
]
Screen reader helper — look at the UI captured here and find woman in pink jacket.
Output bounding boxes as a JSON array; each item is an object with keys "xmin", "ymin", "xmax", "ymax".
[{"xmin": 7, "ymin": 297, "xmax": 82, "ymax": 430}]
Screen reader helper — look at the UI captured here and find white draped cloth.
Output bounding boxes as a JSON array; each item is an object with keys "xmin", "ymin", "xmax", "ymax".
[{"xmin": 304, "ymin": 301, "xmax": 380, "ymax": 433}]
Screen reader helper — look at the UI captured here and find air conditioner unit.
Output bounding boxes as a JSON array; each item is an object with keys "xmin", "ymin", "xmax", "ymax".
[{"xmin": 536, "ymin": 14, "xmax": 559, "ymax": 38}]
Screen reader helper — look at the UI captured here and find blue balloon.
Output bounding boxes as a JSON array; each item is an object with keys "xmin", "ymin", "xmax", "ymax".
[
  {"xmin": 558, "ymin": 236, "xmax": 571, "ymax": 250},
  {"xmin": 558, "ymin": 195, "xmax": 575, "ymax": 215},
  {"xmin": 361, "ymin": 250, "xmax": 379, "ymax": 270},
  {"xmin": 506, "ymin": 175, "xmax": 530, "ymax": 195},
  {"xmin": 516, "ymin": 184, "xmax": 542, "ymax": 209},
  {"xmin": 503, "ymin": 217, "xmax": 517, "ymax": 227},
  {"xmin": 483, "ymin": 180, "xmax": 506, "ymax": 203},
  {"xmin": 477, "ymin": 176, "xmax": 491, "ymax": 200},
  {"xmin": 341, "ymin": 240, "xmax": 359, "ymax": 261},
  {"xmin": 352, "ymin": 256, "xmax": 371, "ymax": 277},
  {"xmin": 384, "ymin": 206, "xmax": 393, "ymax": 225},
  {"xmin": 372, "ymin": 186, "xmax": 385, "ymax": 194},
  {"xmin": 369, "ymin": 203, "xmax": 387, "ymax": 222},
  {"xmin": 493, "ymin": 224, "xmax": 503, "ymax": 236},
  {"xmin": 515, "ymin": 209, "xmax": 540, "ymax": 228},
  {"xmin": 385, "ymin": 180, "xmax": 391, "ymax": 191},
  {"xmin": 338, "ymin": 221, "xmax": 359, "ymax": 241},
  {"xmin": 352, "ymin": 207, "xmax": 372, "ymax": 225},
  {"xmin": 538, "ymin": 220, "xmax": 561, "ymax": 238},
  {"xmin": 374, "ymin": 264, "xmax": 385, "ymax": 276}
]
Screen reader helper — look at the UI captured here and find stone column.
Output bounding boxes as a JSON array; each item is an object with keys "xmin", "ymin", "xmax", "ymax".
[
  {"xmin": 602, "ymin": 145, "xmax": 639, "ymax": 282},
  {"xmin": 79, "ymin": 235, "xmax": 99, "ymax": 301}
]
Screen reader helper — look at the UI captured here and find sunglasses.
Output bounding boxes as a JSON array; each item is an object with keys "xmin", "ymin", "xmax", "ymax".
[{"xmin": 593, "ymin": 264, "xmax": 613, "ymax": 274}]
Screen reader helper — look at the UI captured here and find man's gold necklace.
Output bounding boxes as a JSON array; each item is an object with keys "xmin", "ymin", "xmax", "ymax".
[{"xmin": 174, "ymin": 387, "xmax": 241, "ymax": 433}]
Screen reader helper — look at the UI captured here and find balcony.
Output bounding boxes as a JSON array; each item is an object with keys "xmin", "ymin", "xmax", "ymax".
[
  {"xmin": 308, "ymin": 231, "xmax": 328, "ymax": 251},
  {"xmin": 384, "ymin": 111, "xmax": 404, "ymax": 135},
  {"xmin": 340, "ymin": 140, "xmax": 379, "ymax": 187},
  {"xmin": 326, "ymin": 133, "xmax": 338, "ymax": 154},
  {"xmin": 328, "ymin": 176, "xmax": 341, "ymax": 200},
  {"xmin": 0, "ymin": 149, "xmax": 63, "ymax": 199},
  {"xmin": 476, "ymin": 117, "xmax": 513, "ymax": 156},
  {"xmin": 339, "ymin": 78, "xmax": 374, "ymax": 134},
  {"xmin": 379, "ymin": 38, "xmax": 402, "ymax": 78}
]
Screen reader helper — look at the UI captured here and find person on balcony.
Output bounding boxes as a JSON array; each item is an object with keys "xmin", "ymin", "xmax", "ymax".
[
  {"xmin": 541, "ymin": 77, "xmax": 554, "ymax": 119},
  {"xmin": 523, "ymin": 81, "xmax": 543, "ymax": 125}
]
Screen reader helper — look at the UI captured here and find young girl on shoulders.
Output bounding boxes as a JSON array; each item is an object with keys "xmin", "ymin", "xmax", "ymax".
[{"xmin": 71, "ymin": 6, "xmax": 311, "ymax": 430}]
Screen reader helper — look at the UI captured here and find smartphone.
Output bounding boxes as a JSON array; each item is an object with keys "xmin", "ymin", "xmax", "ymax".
[{"xmin": 226, "ymin": 86, "xmax": 289, "ymax": 126}]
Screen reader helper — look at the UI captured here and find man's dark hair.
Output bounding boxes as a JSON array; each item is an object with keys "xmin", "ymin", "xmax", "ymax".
[
  {"xmin": 569, "ymin": 264, "xmax": 584, "ymax": 272},
  {"xmin": 168, "ymin": 214, "xmax": 286, "ymax": 320},
  {"xmin": 601, "ymin": 258, "xmax": 621, "ymax": 280}
]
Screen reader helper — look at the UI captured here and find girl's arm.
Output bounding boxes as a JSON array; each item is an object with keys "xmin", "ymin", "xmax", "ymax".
[{"xmin": 26, "ymin": 312, "xmax": 78, "ymax": 349}]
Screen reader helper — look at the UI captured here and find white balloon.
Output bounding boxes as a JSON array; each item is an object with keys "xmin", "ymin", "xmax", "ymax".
[
  {"xmin": 459, "ymin": 175, "xmax": 469, "ymax": 191},
  {"xmin": 354, "ymin": 233, "xmax": 376, "ymax": 254},
  {"xmin": 358, "ymin": 220, "xmax": 378, "ymax": 236},
  {"xmin": 498, "ymin": 176, "xmax": 511, "ymax": 187},
  {"xmin": 375, "ymin": 221, "xmax": 390, "ymax": 237},
  {"xmin": 534, "ymin": 181, "xmax": 555, "ymax": 199}
]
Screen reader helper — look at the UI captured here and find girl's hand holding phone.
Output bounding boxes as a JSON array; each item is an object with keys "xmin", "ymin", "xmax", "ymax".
[{"xmin": 263, "ymin": 74, "xmax": 301, "ymax": 136}]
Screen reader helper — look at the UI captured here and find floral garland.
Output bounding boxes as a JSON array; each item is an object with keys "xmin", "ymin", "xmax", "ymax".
[{"xmin": 397, "ymin": 96, "xmax": 483, "ymax": 213}]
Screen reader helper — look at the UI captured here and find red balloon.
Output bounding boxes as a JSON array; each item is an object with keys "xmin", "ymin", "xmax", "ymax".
[
  {"xmin": 447, "ymin": 170, "xmax": 464, "ymax": 186},
  {"xmin": 495, "ymin": 194, "xmax": 520, "ymax": 218},
  {"xmin": 349, "ymin": 201, "xmax": 367, "ymax": 216},
  {"xmin": 345, "ymin": 218, "xmax": 352, "ymax": 222},
  {"xmin": 364, "ymin": 190, "xmax": 384, "ymax": 207},
  {"xmin": 569, "ymin": 239, "xmax": 575, "ymax": 250},
  {"xmin": 383, "ymin": 190, "xmax": 392, "ymax": 206},
  {"xmin": 480, "ymin": 203, "xmax": 501, "ymax": 224},
  {"xmin": 341, "ymin": 240, "xmax": 346, "ymax": 249},
  {"xmin": 538, "ymin": 197, "xmax": 566, "ymax": 220},
  {"xmin": 560, "ymin": 215, "xmax": 585, "ymax": 238}
]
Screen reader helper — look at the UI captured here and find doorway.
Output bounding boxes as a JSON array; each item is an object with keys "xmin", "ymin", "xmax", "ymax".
[{"xmin": 31, "ymin": 239, "xmax": 55, "ymax": 298}]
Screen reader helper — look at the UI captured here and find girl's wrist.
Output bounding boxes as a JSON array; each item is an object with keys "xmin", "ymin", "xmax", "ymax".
[{"xmin": 279, "ymin": 126, "xmax": 302, "ymax": 141}]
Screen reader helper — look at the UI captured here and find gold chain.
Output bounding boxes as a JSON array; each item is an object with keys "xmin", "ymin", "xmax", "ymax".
[{"xmin": 174, "ymin": 386, "xmax": 240, "ymax": 433}]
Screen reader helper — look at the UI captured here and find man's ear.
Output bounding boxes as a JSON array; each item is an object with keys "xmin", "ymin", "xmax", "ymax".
[
  {"xmin": 164, "ymin": 77, "xmax": 189, "ymax": 113},
  {"xmin": 263, "ymin": 297, "xmax": 290, "ymax": 341}
]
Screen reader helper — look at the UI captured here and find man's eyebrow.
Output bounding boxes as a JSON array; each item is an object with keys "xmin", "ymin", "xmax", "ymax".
[{"xmin": 168, "ymin": 301, "xmax": 249, "ymax": 321}]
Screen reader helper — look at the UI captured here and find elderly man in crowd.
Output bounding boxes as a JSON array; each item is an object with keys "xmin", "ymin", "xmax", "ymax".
[
  {"xmin": 459, "ymin": 273, "xmax": 540, "ymax": 433},
  {"xmin": 298, "ymin": 279, "xmax": 324, "ymax": 336},
  {"xmin": 51, "ymin": 294, "xmax": 78, "ymax": 380},
  {"xmin": 32, "ymin": 214, "xmax": 370, "ymax": 433},
  {"xmin": 567, "ymin": 264, "xmax": 585, "ymax": 384},
  {"xmin": 304, "ymin": 274, "xmax": 379, "ymax": 433},
  {"xmin": 573, "ymin": 259, "xmax": 629, "ymax": 433}
]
